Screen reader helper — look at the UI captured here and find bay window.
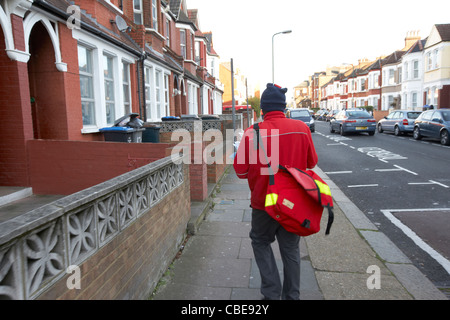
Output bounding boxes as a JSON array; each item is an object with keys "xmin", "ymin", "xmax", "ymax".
[
  {"xmin": 180, "ymin": 29, "xmax": 186, "ymax": 59},
  {"xmin": 103, "ymin": 54, "xmax": 115, "ymax": 125},
  {"xmin": 78, "ymin": 45, "xmax": 95, "ymax": 126}
]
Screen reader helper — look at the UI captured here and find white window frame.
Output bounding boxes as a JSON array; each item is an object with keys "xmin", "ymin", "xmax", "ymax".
[
  {"xmin": 180, "ymin": 29, "xmax": 186, "ymax": 59},
  {"xmin": 144, "ymin": 65, "xmax": 153, "ymax": 120},
  {"xmin": 412, "ymin": 92, "xmax": 418, "ymax": 108},
  {"xmin": 187, "ymin": 82, "xmax": 199, "ymax": 115},
  {"xmin": 164, "ymin": 74, "xmax": 170, "ymax": 117},
  {"xmin": 388, "ymin": 69, "xmax": 395, "ymax": 85},
  {"xmin": 134, "ymin": 0, "xmax": 143, "ymax": 25},
  {"xmin": 122, "ymin": 61, "xmax": 131, "ymax": 114},
  {"xmin": 165, "ymin": 19, "xmax": 170, "ymax": 47},
  {"xmin": 103, "ymin": 53, "xmax": 116, "ymax": 125},
  {"xmin": 427, "ymin": 52, "xmax": 432, "ymax": 71},
  {"xmin": 144, "ymin": 61, "xmax": 171, "ymax": 121},
  {"xmin": 155, "ymin": 69, "xmax": 162, "ymax": 119},
  {"xmin": 74, "ymin": 30, "xmax": 135, "ymax": 133},
  {"xmin": 78, "ymin": 44, "xmax": 96, "ymax": 127},
  {"xmin": 152, "ymin": 0, "xmax": 158, "ymax": 31},
  {"xmin": 413, "ymin": 60, "xmax": 419, "ymax": 79},
  {"xmin": 404, "ymin": 61, "xmax": 408, "ymax": 80},
  {"xmin": 433, "ymin": 49, "xmax": 439, "ymax": 69}
]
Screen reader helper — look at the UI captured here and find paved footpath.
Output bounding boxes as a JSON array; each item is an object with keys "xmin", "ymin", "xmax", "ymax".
[{"xmin": 152, "ymin": 165, "xmax": 447, "ymax": 300}]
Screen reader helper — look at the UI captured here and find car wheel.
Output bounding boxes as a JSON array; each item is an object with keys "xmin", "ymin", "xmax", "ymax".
[
  {"xmin": 413, "ymin": 127, "xmax": 422, "ymax": 140},
  {"xmin": 340, "ymin": 126, "xmax": 346, "ymax": 136},
  {"xmin": 394, "ymin": 126, "xmax": 401, "ymax": 136},
  {"xmin": 368, "ymin": 131, "xmax": 375, "ymax": 136},
  {"xmin": 440, "ymin": 130, "xmax": 450, "ymax": 146},
  {"xmin": 377, "ymin": 124, "xmax": 383, "ymax": 133}
]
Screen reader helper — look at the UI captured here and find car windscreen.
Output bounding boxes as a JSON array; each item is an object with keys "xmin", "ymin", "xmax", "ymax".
[
  {"xmin": 290, "ymin": 110, "xmax": 310, "ymax": 117},
  {"xmin": 441, "ymin": 111, "xmax": 450, "ymax": 121},
  {"xmin": 407, "ymin": 112, "xmax": 421, "ymax": 119},
  {"xmin": 347, "ymin": 111, "xmax": 371, "ymax": 118}
]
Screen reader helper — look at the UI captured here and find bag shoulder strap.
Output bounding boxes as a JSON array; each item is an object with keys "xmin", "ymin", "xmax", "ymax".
[{"xmin": 253, "ymin": 123, "xmax": 274, "ymax": 185}]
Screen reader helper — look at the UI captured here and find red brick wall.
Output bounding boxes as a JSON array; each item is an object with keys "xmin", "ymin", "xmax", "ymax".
[
  {"xmin": 0, "ymin": 26, "xmax": 33, "ymax": 187},
  {"xmin": 37, "ymin": 165, "xmax": 191, "ymax": 300},
  {"xmin": 28, "ymin": 140, "xmax": 176, "ymax": 195}
]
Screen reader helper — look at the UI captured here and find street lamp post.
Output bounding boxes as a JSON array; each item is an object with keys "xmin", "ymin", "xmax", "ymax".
[{"xmin": 272, "ymin": 30, "xmax": 292, "ymax": 83}]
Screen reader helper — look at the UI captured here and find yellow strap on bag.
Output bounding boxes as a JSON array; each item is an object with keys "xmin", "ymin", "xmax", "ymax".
[
  {"xmin": 265, "ymin": 193, "xmax": 278, "ymax": 207},
  {"xmin": 315, "ymin": 180, "xmax": 331, "ymax": 196}
]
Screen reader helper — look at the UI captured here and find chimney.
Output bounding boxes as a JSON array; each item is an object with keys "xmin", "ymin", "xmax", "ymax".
[{"xmin": 403, "ymin": 30, "xmax": 421, "ymax": 51}]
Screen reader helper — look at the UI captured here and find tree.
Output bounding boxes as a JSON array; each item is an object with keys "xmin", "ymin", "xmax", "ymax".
[{"xmin": 247, "ymin": 96, "xmax": 261, "ymax": 118}]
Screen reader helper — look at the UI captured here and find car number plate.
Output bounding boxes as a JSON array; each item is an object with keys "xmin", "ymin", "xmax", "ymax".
[{"xmin": 356, "ymin": 126, "xmax": 368, "ymax": 130}]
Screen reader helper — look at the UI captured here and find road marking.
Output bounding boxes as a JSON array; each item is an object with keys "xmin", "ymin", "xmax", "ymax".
[
  {"xmin": 326, "ymin": 143, "xmax": 342, "ymax": 146},
  {"xmin": 357, "ymin": 147, "xmax": 407, "ymax": 161},
  {"xmin": 348, "ymin": 184, "xmax": 379, "ymax": 188},
  {"xmin": 381, "ymin": 209, "xmax": 450, "ymax": 275},
  {"xmin": 408, "ymin": 180, "xmax": 449, "ymax": 188},
  {"xmin": 429, "ymin": 180, "xmax": 450, "ymax": 188},
  {"xmin": 325, "ymin": 171, "xmax": 353, "ymax": 174},
  {"xmin": 393, "ymin": 165, "xmax": 418, "ymax": 175}
]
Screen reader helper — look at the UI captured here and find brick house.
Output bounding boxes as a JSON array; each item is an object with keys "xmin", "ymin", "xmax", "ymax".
[
  {"xmin": 301, "ymin": 26, "xmax": 450, "ymax": 112},
  {"xmin": 423, "ymin": 24, "xmax": 450, "ymax": 108},
  {"xmin": 0, "ymin": 0, "xmax": 223, "ymax": 189}
]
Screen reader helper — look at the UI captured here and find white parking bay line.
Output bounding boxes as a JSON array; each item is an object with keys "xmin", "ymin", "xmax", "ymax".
[
  {"xmin": 375, "ymin": 165, "xmax": 418, "ymax": 175},
  {"xmin": 381, "ymin": 209, "xmax": 450, "ymax": 275},
  {"xmin": 429, "ymin": 180, "xmax": 450, "ymax": 188},
  {"xmin": 325, "ymin": 171, "xmax": 353, "ymax": 174},
  {"xmin": 348, "ymin": 184, "xmax": 379, "ymax": 188},
  {"xmin": 408, "ymin": 180, "xmax": 450, "ymax": 188},
  {"xmin": 394, "ymin": 165, "xmax": 418, "ymax": 176}
]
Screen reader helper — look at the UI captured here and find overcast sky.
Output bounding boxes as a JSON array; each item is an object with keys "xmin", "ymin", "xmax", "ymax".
[{"xmin": 187, "ymin": 0, "xmax": 449, "ymax": 101}]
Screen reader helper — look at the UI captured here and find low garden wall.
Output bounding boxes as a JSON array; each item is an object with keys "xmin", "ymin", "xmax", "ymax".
[{"xmin": 0, "ymin": 155, "xmax": 190, "ymax": 300}]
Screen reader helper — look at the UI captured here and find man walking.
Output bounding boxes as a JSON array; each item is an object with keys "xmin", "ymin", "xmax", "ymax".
[{"xmin": 233, "ymin": 83, "xmax": 318, "ymax": 300}]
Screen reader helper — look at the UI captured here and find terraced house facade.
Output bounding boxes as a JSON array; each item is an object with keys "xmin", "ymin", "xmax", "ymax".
[
  {"xmin": 302, "ymin": 25, "xmax": 450, "ymax": 112},
  {"xmin": 0, "ymin": 0, "xmax": 223, "ymax": 188}
]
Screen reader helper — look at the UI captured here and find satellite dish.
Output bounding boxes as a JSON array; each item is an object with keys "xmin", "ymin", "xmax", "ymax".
[{"xmin": 115, "ymin": 15, "xmax": 129, "ymax": 32}]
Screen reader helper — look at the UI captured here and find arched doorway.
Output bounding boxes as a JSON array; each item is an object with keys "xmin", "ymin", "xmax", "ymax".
[{"xmin": 27, "ymin": 21, "xmax": 67, "ymax": 140}]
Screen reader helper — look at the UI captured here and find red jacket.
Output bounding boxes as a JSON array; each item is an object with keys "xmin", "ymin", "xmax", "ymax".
[{"xmin": 233, "ymin": 111, "xmax": 318, "ymax": 210}]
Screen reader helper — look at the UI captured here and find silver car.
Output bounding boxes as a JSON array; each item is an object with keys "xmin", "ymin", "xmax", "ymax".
[
  {"xmin": 330, "ymin": 109, "xmax": 376, "ymax": 136},
  {"xmin": 377, "ymin": 110, "xmax": 422, "ymax": 136}
]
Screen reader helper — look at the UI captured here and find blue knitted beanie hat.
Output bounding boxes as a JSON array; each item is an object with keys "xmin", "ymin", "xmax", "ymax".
[{"xmin": 260, "ymin": 83, "xmax": 287, "ymax": 113}]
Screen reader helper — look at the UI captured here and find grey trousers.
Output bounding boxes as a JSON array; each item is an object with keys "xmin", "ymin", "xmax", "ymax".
[{"xmin": 250, "ymin": 208, "xmax": 301, "ymax": 300}]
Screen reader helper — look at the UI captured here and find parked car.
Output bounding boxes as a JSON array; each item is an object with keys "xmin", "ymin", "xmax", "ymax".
[
  {"xmin": 330, "ymin": 109, "xmax": 376, "ymax": 136},
  {"xmin": 316, "ymin": 110, "xmax": 329, "ymax": 121},
  {"xmin": 288, "ymin": 108, "xmax": 315, "ymax": 132},
  {"xmin": 413, "ymin": 108, "xmax": 450, "ymax": 145},
  {"xmin": 377, "ymin": 110, "xmax": 422, "ymax": 136},
  {"xmin": 326, "ymin": 109, "xmax": 339, "ymax": 122}
]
